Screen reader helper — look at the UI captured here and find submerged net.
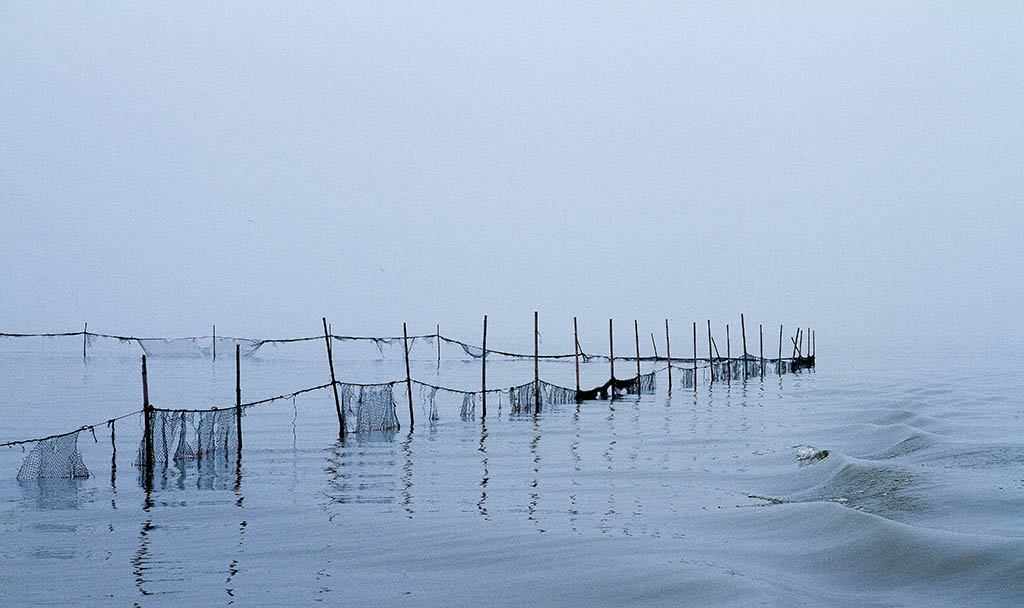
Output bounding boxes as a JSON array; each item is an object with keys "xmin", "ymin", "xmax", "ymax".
[
  {"xmin": 17, "ymin": 432, "xmax": 91, "ymax": 480},
  {"xmin": 340, "ymin": 384, "xmax": 400, "ymax": 433},
  {"xmin": 672, "ymin": 367, "xmax": 697, "ymax": 388},
  {"xmin": 135, "ymin": 409, "xmax": 238, "ymax": 465},
  {"xmin": 460, "ymin": 393, "xmax": 476, "ymax": 420},
  {"xmin": 625, "ymin": 371, "xmax": 657, "ymax": 395}
]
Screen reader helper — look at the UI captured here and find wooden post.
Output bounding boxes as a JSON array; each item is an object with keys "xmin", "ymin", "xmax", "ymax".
[
  {"xmin": 534, "ymin": 311, "xmax": 540, "ymax": 414},
  {"xmin": 573, "ymin": 317, "xmax": 580, "ymax": 392},
  {"xmin": 726, "ymin": 324, "xmax": 731, "ymax": 385},
  {"xmin": 323, "ymin": 318, "xmax": 344, "ymax": 438},
  {"xmin": 481, "ymin": 315, "xmax": 487, "ymax": 418},
  {"xmin": 651, "ymin": 333, "xmax": 658, "ymax": 359},
  {"xmin": 707, "ymin": 320, "xmax": 713, "ymax": 384},
  {"xmin": 213, "ymin": 324, "xmax": 216, "ymax": 361},
  {"xmin": 692, "ymin": 321, "xmax": 697, "ymax": 392},
  {"xmin": 403, "ymin": 322, "xmax": 414, "ymax": 427},
  {"xmin": 665, "ymin": 319, "xmax": 672, "ymax": 391},
  {"xmin": 812, "ymin": 330, "xmax": 816, "ymax": 358},
  {"xmin": 778, "ymin": 324, "xmax": 783, "ymax": 374},
  {"xmin": 83, "ymin": 322, "xmax": 87, "ymax": 359},
  {"xmin": 741, "ymin": 314, "xmax": 748, "ymax": 380},
  {"xmin": 759, "ymin": 323, "xmax": 764, "ymax": 379},
  {"xmin": 436, "ymin": 324, "xmax": 441, "ymax": 368},
  {"xmin": 634, "ymin": 320, "xmax": 641, "ymax": 380},
  {"xmin": 235, "ymin": 344, "xmax": 242, "ymax": 454},
  {"xmin": 141, "ymin": 355, "xmax": 153, "ymax": 482},
  {"xmin": 609, "ymin": 318, "xmax": 615, "ymax": 380}
]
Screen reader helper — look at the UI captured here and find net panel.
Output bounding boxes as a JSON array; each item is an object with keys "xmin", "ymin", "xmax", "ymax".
[
  {"xmin": 16, "ymin": 432, "xmax": 91, "ymax": 480},
  {"xmin": 135, "ymin": 409, "xmax": 238, "ymax": 465},
  {"xmin": 340, "ymin": 384, "xmax": 400, "ymax": 433}
]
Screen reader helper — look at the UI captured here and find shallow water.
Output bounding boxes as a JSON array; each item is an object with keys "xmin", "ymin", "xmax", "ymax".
[{"xmin": 1, "ymin": 337, "xmax": 1022, "ymax": 606}]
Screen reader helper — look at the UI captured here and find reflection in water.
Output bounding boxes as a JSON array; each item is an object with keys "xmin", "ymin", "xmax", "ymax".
[
  {"xmin": 477, "ymin": 420, "xmax": 488, "ymax": 520},
  {"xmin": 401, "ymin": 431, "xmax": 413, "ymax": 518},
  {"xmin": 528, "ymin": 417, "xmax": 541, "ymax": 532}
]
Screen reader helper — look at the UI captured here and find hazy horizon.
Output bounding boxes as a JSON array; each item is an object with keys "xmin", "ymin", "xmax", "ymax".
[{"xmin": 3, "ymin": 4, "xmax": 1021, "ymax": 348}]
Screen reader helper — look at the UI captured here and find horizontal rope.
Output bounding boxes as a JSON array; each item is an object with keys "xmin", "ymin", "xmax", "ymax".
[{"xmin": 0, "ymin": 410, "xmax": 142, "ymax": 449}]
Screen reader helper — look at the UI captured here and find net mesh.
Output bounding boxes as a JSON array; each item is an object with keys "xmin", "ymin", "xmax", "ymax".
[
  {"xmin": 17, "ymin": 432, "xmax": 91, "ymax": 480},
  {"xmin": 340, "ymin": 384, "xmax": 400, "ymax": 433},
  {"xmin": 135, "ymin": 337, "xmax": 263, "ymax": 358},
  {"xmin": 135, "ymin": 409, "xmax": 238, "ymax": 465},
  {"xmin": 460, "ymin": 393, "xmax": 476, "ymax": 420}
]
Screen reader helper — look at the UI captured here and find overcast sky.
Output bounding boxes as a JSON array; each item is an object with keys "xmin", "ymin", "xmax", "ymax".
[{"xmin": 2, "ymin": 3, "xmax": 1021, "ymax": 351}]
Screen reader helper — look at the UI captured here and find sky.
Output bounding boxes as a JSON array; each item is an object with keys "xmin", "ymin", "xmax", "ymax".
[{"xmin": 2, "ymin": 3, "xmax": 1021, "ymax": 352}]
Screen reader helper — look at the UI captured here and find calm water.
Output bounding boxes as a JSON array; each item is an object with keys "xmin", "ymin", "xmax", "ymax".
[{"xmin": 1, "ymin": 336, "xmax": 1022, "ymax": 606}]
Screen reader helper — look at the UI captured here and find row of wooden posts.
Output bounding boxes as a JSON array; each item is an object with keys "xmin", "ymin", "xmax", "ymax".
[
  {"xmin": 131, "ymin": 317, "xmax": 813, "ymax": 449},
  {"xmin": 320, "ymin": 315, "xmax": 814, "ymax": 440}
]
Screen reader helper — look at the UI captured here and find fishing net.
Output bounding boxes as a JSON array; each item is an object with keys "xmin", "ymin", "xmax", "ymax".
[
  {"xmin": 672, "ymin": 367, "xmax": 696, "ymax": 388},
  {"xmin": 507, "ymin": 380, "xmax": 576, "ymax": 413},
  {"xmin": 137, "ymin": 337, "xmax": 263, "ymax": 358},
  {"xmin": 418, "ymin": 385, "xmax": 441, "ymax": 421},
  {"xmin": 460, "ymin": 393, "xmax": 476, "ymax": 420},
  {"xmin": 340, "ymin": 384, "xmax": 400, "ymax": 433},
  {"xmin": 135, "ymin": 409, "xmax": 238, "ymax": 465},
  {"xmin": 16, "ymin": 432, "xmax": 91, "ymax": 480},
  {"xmin": 625, "ymin": 371, "xmax": 657, "ymax": 394}
]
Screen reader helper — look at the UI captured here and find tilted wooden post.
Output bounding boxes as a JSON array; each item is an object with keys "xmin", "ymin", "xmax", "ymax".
[
  {"xmin": 634, "ymin": 320, "xmax": 641, "ymax": 380},
  {"xmin": 741, "ymin": 314, "xmax": 748, "ymax": 380},
  {"xmin": 651, "ymin": 333, "xmax": 658, "ymax": 359},
  {"xmin": 83, "ymin": 322, "xmax": 88, "ymax": 359},
  {"xmin": 534, "ymin": 311, "xmax": 540, "ymax": 414},
  {"xmin": 665, "ymin": 319, "xmax": 672, "ymax": 391},
  {"xmin": 573, "ymin": 317, "xmax": 580, "ymax": 392},
  {"xmin": 323, "ymin": 318, "xmax": 344, "ymax": 438},
  {"xmin": 403, "ymin": 322, "xmax": 414, "ymax": 427},
  {"xmin": 235, "ymin": 344, "xmax": 242, "ymax": 455},
  {"xmin": 707, "ymin": 320, "xmax": 714, "ymax": 384},
  {"xmin": 481, "ymin": 315, "xmax": 487, "ymax": 418},
  {"xmin": 141, "ymin": 355, "xmax": 153, "ymax": 485}
]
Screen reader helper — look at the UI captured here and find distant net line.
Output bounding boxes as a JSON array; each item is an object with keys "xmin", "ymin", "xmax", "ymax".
[{"xmin": 0, "ymin": 328, "xmax": 811, "ymax": 363}]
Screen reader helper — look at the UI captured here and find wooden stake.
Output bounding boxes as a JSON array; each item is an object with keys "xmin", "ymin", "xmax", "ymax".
[
  {"xmin": 436, "ymin": 324, "xmax": 441, "ymax": 368},
  {"xmin": 741, "ymin": 314, "xmax": 748, "ymax": 380},
  {"xmin": 759, "ymin": 323, "xmax": 764, "ymax": 380},
  {"xmin": 323, "ymin": 318, "xmax": 344, "ymax": 438},
  {"xmin": 534, "ymin": 311, "xmax": 540, "ymax": 414},
  {"xmin": 812, "ymin": 330, "xmax": 816, "ymax": 358},
  {"xmin": 609, "ymin": 318, "xmax": 615, "ymax": 380},
  {"xmin": 665, "ymin": 319, "xmax": 672, "ymax": 391},
  {"xmin": 403, "ymin": 322, "xmax": 414, "ymax": 427},
  {"xmin": 778, "ymin": 324, "xmax": 783, "ymax": 374},
  {"xmin": 707, "ymin": 320, "xmax": 713, "ymax": 384},
  {"xmin": 141, "ymin": 355, "xmax": 153, "ymax": 484},
  {"xmin": 692, "ymin": 321, "xmax": 697, "ymax": 392},
  {"xmin": 573, "ymin": 317, "xmax": 580, "ymax": 392},
  {"xmin": 83, "ymin": 322, "xmax": 87, "ymax": 359},
  {"xmin": 651, "ymin": 333, "xmax": 658, "ymax": 359},
  {"xmin": 213, "ymin": 324, "xmax": 216, "ymax": 361},
  {"xmin": 634, "ymin": 320, "xmax": 641, "ymax": 380},
  {"xmin": 481, "ymin": 315, "xmax": 487, "ymax": 418},
  {"xmin": 235, "ymin": 344, "xmax": 242, "ymax": 454},
  {"xmin": 726, "ymin": 324, "xmax": 731, "ymax": 385}
]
